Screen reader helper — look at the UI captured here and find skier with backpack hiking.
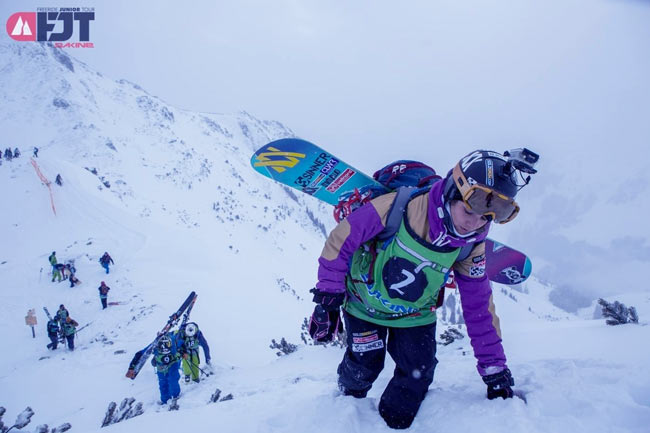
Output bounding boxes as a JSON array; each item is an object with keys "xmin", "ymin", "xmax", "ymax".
[
  {"xmin": 62, "ymin": 317, "xmax": 79, "ymax": 350},
  {"xmin": 46, "ymin": 317, "xmax": 60, "ymax": 350},
  {"xmin": 175, "ymin": 322, "xmax": 211, "ymax": 383},
  {"xmin": 48, "ymin": 251, "xmax": 62, "ymax": 282},
  {"xmin": 98, "ymin": 281, "xmax": 110, "ymax": 309},
  {"xmin": 99, "ymin": 252, "xmax": 114, "ymax": 274},
  {"xmin": 308, "ymin": 149, "xmax": 538, "ymax": 429},
  {"xmin": 151, "ymin": 332, "xmax": 186, "ymax": 405}
]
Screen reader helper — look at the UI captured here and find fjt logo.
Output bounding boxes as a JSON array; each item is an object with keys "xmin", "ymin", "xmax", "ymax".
[{"xmin": 6, "ymin": 8, "xmax": 95, "ymax": 47}]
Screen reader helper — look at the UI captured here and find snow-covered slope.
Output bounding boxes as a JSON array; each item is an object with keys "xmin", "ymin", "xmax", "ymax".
[{"xmin": 1, "ymin": 42, "xmax": 649, "ymax": 433}]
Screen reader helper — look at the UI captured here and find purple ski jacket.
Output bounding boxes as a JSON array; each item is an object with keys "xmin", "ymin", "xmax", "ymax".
[{"xmin": 316, "ymin": 180, "xmax": 508, "ymax": 376}]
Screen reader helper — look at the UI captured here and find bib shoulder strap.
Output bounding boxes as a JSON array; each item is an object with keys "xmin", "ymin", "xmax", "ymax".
[{"xmin": 376, "ymin": 186, "xmax": 417, "ymax": 241}]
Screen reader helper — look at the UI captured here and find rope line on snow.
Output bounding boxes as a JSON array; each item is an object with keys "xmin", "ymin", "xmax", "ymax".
[{"xmin": 30, "ymin": 158, "xmax": 57, "ymax": 216}]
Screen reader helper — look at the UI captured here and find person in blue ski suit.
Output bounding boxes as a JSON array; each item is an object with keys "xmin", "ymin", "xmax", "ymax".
[
  {"xmin": 99, "ymin": 252, "xmax": 114, "ymax": 274},
  {"xmin": 151, "ymin": 332, "xmax": 186, "ymax": 404}
]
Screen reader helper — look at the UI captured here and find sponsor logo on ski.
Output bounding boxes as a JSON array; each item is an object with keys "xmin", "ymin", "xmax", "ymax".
[
  {"xmin": 254, "ymin": 146, "xmax": 306, "ymax": 173},
  {"xmin": 320, "ymin": 158, "xmax": 339, "ymax": 175},
  {"xmin": 325, "ymin": 168, "xmax": 355, "ymax": 193},
  {"xmin": 6, "ymin": 8, "xmax": 95, "ymax": 47},
  {"xmin": 295, "ymin": 153, "xmax": 342, "ymax": 195},
  {"xmin": 500, "ymin": 266, "xmax": 523, "ymax": 283}
]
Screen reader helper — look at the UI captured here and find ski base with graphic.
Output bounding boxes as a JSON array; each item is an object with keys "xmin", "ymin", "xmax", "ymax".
[{"xmin": 251, "ymin": 138, "xmax": 532, "ymax": 285}]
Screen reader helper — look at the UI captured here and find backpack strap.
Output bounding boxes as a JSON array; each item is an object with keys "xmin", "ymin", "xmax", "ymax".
[
  {"xmin": 377, "ymin": 186, "xmax": 417, "ymax": 241},
  {"xmin": 456, "ymin": 243, "xmax": 475, "ymax": 262},
  {"xmin": 377, "ymin": 186, "xmax": 480, "ymax": 263}
]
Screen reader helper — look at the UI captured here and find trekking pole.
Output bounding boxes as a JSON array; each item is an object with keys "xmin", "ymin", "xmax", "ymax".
[
  {"xmin": 189, "ymin": 359, "xmax": 210, "ymax": 377},
  {"xmin": 73, "ymin": 321, "xmax": 93, "ymax": 335}
]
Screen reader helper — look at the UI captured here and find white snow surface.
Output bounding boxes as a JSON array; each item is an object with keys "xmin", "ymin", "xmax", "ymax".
[{"xmin": 1, "ymin": 42, "xmax": 649, "ymax": 432}]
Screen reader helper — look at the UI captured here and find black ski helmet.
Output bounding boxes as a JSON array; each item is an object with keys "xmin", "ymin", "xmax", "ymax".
[
  {"xmin": 158, "ymin": 335, "xmax": 172, "ymax": 354},
  {"xmin": 443, "ymin": 150, "xmax": 520, "ymax": 224}
]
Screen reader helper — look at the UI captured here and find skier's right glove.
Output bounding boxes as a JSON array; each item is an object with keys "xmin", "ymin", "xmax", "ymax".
[
  {"xmin": 308, "ymin": 288, "xmax": 344, "ymax": 343},
  {"xmin": 482, "ymin": 368, "xmax": 515, "ymax": 400},
  {"xmin": 310, "ymin": 288, "xmax": 345, "ymax": 311}
]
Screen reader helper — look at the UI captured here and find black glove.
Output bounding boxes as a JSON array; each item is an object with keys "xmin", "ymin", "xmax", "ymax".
[
  {"xmin": 310, "ymin": 288, "xmax": 345, "ymax": 312},
  {"xmin": 482, "ymin": 368, "xmax": 515, "ymax": 400},
  {"xmin": 308, "ymin": 288, "xmax": 344, "ymax": 343}
]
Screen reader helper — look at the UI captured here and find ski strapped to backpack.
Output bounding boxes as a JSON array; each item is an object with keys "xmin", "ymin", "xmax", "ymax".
[
  {"xmin": 126, "ymin": 291, "xmax": 197, "ymax": 380},
  {"xmin": 180, "ymin": 294, "xmax": 198, "ymax": 328}
]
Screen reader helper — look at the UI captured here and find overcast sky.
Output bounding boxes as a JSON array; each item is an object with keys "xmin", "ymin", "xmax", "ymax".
[
  {"xmin": 3, "ymin": 0, "xmax": 649, "ymax": 166},
  {"xmin": 3, "ymin": 0, "xmax": 650, "ymax": 306}
]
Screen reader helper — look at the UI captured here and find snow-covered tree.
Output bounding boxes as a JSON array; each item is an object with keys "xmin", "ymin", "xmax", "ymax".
[{"xmin": 597, "ymin": 298, "xmax": 639, "ymax": 325}]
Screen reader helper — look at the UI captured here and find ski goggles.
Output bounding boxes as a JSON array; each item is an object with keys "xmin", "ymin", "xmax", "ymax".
[{"xmin": 452, "ymin": 164, "xmax": 520, "ymax": 224}]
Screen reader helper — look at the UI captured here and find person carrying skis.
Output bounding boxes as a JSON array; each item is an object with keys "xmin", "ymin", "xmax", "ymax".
[
  {"xmin": 46, "ymin": 317, "xmax": 60, "ymax": 350},
  {"xmin": 308, "ymin": 149, "xmax": 537, "ymax": 429},
  {"xmin": 99, "ymin": 252, "xmax": 114, "ymax": 274},
  {"xmin": 62, "ymin": 317, "xmax": 79, "ymax": 350},
  {"xmin": 151, "ymin": 332, "xmax": 185, "ymax": 405},
  {"xmin": 176, "ymin": 322, "xmax": 211, "ymax": 383},
  {"xmin": 98, "ymin": 281, "xmax": 110, "ymax": 309}
]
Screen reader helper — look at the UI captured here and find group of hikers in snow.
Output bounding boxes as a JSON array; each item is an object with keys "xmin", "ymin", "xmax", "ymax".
[
  {"xmin": 1, "ymin": 147, "xmax": 41, "ymax": 163},
  {"xmin": 126, "ymin": 322, "xmax": 212, "ymax": 405},
  {"xmin": 44, "ymin": 250, "xmax": 118, "ymax": 354},
  {"xmin": 46, "ymin": 305, "xmax": 79, "ymax": 351},
  {"xmin": 48, "ymin": 251, "xmax": 115, "ymax": 314},
  {"xmin": 48, "ymin": 251, "xmax": 81, "ymax": 287},
  {"xmin": 0, "ymin": 147, "xmax": 20, "ymax": 165}
]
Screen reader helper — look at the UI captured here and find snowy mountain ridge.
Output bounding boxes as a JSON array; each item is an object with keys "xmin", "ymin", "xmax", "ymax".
[{"xmin": 1, "ymin": 41, "xmax": 649, "ymax": 433}]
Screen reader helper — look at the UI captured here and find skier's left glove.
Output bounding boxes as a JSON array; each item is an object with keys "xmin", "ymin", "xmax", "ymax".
[
  {"xmin": 308, "ymin": 288, "xmax": 344, "ymax": 343},
  {"xmin": 482, "ymin": 368, "xmax": 515, "ymax": 400}
]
